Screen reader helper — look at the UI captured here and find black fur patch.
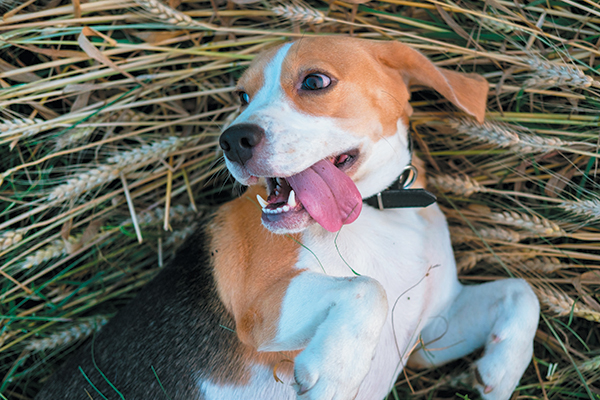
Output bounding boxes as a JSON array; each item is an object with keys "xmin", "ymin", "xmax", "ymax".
[{"xmin": 35, "ymin": 220, "xmax": 249, "ymax": 399}]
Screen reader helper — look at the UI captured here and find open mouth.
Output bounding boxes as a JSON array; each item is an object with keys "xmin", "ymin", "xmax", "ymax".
[{"xmin": 256, "ymin": 150, "xmax": 362, "ymax": 233}]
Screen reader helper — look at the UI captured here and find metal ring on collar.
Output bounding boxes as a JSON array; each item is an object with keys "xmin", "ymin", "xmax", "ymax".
[{"xmin": 401, "ymin": 165, "xmax": 418, "ymax": 189}]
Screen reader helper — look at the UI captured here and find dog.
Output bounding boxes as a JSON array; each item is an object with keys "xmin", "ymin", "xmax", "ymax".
[{"xmin": 36, "ymin": 37, "xmax": 540, "ymax": 400}]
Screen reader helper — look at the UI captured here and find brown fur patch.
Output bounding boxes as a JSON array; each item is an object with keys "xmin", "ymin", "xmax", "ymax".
[
  {"xmin": 237, "ymin": 44, "xmax": 284, "ymax": 100},
  {"xmin": 210, "ymin": 185, "xmax": 303, "ymax": 349}
]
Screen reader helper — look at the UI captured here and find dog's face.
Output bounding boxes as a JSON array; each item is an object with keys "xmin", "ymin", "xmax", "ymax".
[{"xmin": 220, "ymin": 37, "xmax": 487, "ymax": 234}]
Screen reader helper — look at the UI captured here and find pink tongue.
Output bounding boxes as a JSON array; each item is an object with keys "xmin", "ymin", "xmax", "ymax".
[{"xmin": 287, "ymin": 159, "xmax": 362, "ymax": 232}]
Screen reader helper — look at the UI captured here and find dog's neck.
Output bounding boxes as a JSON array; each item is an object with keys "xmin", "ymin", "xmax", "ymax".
[{"xmin": 363, "ymin": 132, "xmax": 436, "ymax": 210}]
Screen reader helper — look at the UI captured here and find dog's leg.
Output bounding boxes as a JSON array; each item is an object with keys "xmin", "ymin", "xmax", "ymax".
[
  {"xmin": 246, "ymin": 271, "xmax": 388, "ymax": 400},
  {"xmin": 409, "ymin": 279, "xmax": 539, "ymax": 400}
]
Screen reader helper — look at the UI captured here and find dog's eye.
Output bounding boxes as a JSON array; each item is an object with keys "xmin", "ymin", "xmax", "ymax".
[
  {"xmin": 301, "ymin": 74, "xmax": 331, "ymax": 91},
  {"xmin": 238, "ymin": 92, "xmax": 250, "ymax": 106}
]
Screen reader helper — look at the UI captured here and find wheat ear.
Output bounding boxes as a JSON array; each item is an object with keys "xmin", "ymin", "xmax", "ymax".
[
  {"xmin": 54, "ymin": 126, "xmax": 96, "ymax": 150},
  {"xmin": 537, "ymin": 287, "xmax": 600, "ymax": 322},
  {"xmin": 490, "ymin": 210, "xmax": 564, "ymax": 236},
  {"xmin": 451, "ymin": 226, "xmax": 521, "ymax": 243},
  {"xmin": 24, "ymin": 315, "xmax": 109, "ymax": 352},
  {"xmin": 134, "ymin": 0, "xmax": 195, "ymax": 26},
  {"xmin": 429, "ymin": 174, "xmax": 485, "ymax": 197},
  {"xmin": 560, "ymin": 199, "xmax": 600, "ymax": 221},
  {"xmin": 0, "ymin": 117, "xmax": 44, "ymax": 139},
  {"xmin": 164, "ymin": 224, "xmax": 198, "ymax": 247},
  {"xmin": 451, "ymin": 119, "xmax": 570, "ymax": 153},
  {"xmin": 19, "ymin": 235, "xmax": 82, "ymax": 270},
  {"xmin": 135, "ymin": 204, "xmax": 198, "ymax": 226},
  {"xmin": 271, "ymin": 4, "xmax": 326, "ymax": 24},
  {"xmin": 525, "ymin": 57, "xmax": 593, "ymax": 89},
  {"xmin": 48, "ymin": 136, "xmax": 184, "ymax": 203},
  {"xmin": 0, "ymin": 230, "xmax": 24, "ymax": 251}
]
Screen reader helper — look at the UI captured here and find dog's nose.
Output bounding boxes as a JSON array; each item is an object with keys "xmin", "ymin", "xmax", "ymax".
[{"xmin": 219, "ymin": 123, "xmax": 265, "ymax": 165}]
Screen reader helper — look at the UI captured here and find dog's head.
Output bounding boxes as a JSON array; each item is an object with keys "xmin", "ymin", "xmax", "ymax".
[{"xmin": 220, "ymin": 37, "xmax": 487, "ymax": 234}]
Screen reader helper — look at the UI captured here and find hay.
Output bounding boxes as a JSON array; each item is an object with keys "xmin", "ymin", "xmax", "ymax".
[{"xmin": 0, "ymin": 0, "xmax": 598, "ymax": 398}]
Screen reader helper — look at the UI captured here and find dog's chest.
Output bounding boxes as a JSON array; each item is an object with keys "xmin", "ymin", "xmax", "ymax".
[
  {"xmin": 297, "ymin": 206, "xmax": 430, "ymax": 292},
  {"xmin": 295, "ymin": 205, "xmax": 457, "ymax": 397}
]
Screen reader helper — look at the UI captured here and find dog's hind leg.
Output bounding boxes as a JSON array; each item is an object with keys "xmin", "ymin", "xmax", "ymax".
[{"xmin": 408, "ymin": 279, "xmax": 539, "ymax": 400}]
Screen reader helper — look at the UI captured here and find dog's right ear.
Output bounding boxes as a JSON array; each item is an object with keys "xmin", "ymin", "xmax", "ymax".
[{"xmin": 372, "ymin": 41, "xmax": 488, "ymax": 123}]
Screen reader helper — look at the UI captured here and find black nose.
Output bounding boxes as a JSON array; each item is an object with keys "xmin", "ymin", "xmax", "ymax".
[{"xmin": 219, "ymin": 123, "xmax": 265, "ymax": 165}]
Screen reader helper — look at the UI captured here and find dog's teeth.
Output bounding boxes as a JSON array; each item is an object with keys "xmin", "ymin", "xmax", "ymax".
[
  {"xmin": 282, "ymin": 205, "xmax": 290, "ymax": 212},
  {"xmin": 275, "ymin": 189, "xmax": 280, "ymax": 195},
  {"xmin": 288, "ymin": 190, "xmax": 296, "ymax": 208},
  {"xmin": 276, "ymin": 177, "xmax": 283, "ymax": 186},
  {"xmin": 256, "ymin": 194, "xmax": 268, "ymax": 208}
]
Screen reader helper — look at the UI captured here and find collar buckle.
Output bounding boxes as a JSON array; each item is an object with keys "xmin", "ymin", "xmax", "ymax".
[{"xmin": 363, "ymin": 164, "xmax": 437, "ymax": 210}]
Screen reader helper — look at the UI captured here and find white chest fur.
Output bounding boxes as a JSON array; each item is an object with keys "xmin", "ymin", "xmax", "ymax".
[{"xmin": 296, "ymin": 204, "xmax": 461, "ymax": 398}]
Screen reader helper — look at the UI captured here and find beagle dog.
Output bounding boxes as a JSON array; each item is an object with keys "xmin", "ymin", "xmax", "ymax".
[{"xmin": 36, "ymin": 37, "xmax": 540, "ymax": 400}]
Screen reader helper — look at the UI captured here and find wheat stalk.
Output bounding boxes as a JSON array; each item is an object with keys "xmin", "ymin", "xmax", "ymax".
[
  {"xmin": 537, "ymin": 287, "xmax": 600, "ymax": 322},
  {"xmin": 560, "ymin": 198, "xmax": 600, "ymax": 221},
  {"xmin": 522, "ymin": 256, "xmax": 567, "ymax": 274},
  {"xmin": 525, "ymin": 57, "xmax": 594, "ymax": 89},
  {"xmin": 455, "ymin": 253, "xmax": 567, "ymax": 274},
  {"xmin": 451, "ymin": 119, "xmax": 571, "ymax": 153},
  {"xmin": 19, "ymin": 235, "xmax": 82, "ymax": 270},
  {"xmin": 0, "ymin": 230, "xmax": 24, "ymax": 251},
  {"xmin": 482, "ymin": 11, "xmax": 516, "ymax": 33},
  {"xmin": 134, "ymin": 204, "xmax": 198, "ymax": 226},
  {"xmin": 575, "ymin": 356, "xmax": 600, "ymax": 374},
  {"xmin": 54, "ymin": 126, "xmax": 97, "ymax": 150},
  {"xmin": 48, "ymin": 136, "xmax": 185, "ymax": 203},
  {"xmin": 451, "ymin": 226, "xmax": 521, "ymax": 243},
  {"xmin": 1, "ymin": 117, "xmax": 45, "ymax": 145},
  {"xmin": 134, "ymin": 0, "xmax": 195, "ymax": 27},
  {"xmin": 429, "ymin": 174, "xmax": 485, "ymax": 197},
  {"xmin": 24, "ymin": 315, "xmax": 109, "ymax": 353},
  {"xmin": 490, "ymin": 210, "xmax": 564, "ymax": 236},
  {"xmin": 271, "ymin": 4, "xmax": 326, "ymax": 24},
  {"xmin": 164, "ymin": 223, "xmax": 197, "ymax": 247}
]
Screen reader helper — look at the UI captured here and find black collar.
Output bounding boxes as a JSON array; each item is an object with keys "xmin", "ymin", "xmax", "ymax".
[{"xmin": 363, "ymin": 167, "xmax": 437, "ymax": 210}]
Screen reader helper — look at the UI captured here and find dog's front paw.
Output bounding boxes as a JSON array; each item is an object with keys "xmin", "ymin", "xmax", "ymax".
[
  {"xmin": 293, "ymin": 337, "xmax": 373, "ymax": 400},
  {"xmin": 291, "ymin": 277, "xmax": 388, "ymax": 400}
]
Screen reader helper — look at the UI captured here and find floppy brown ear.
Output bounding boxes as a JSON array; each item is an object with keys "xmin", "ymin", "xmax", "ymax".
[{"xmin": 374, "ymin": 41, "xmax": 488, "ymax": 123}]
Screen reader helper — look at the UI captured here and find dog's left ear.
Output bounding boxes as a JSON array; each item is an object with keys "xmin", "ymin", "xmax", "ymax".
[{"xmin": 375, "ymin": 41, "xmax": 488, "ymax": 123}]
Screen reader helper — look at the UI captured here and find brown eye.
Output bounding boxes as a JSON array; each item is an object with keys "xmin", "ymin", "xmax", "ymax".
[{"xmin": 301, "ymin": 74, "xmax": 331, "ymax": 90}]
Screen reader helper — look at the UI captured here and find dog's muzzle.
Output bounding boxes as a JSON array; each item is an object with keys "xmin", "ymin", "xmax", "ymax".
[{"xmin": 219, "ymin": 123, "xmax": 265, "ymax": 165}]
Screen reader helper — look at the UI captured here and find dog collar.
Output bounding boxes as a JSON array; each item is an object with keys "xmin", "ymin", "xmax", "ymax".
[{"xmin": 363, "ymin": 165, "xmax": 437, "ymax": 210}]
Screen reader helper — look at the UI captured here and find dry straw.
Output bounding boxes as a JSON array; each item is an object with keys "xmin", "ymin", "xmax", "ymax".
[
  {"xmin": 48, "ymin": 136, "xmax": 185, "ymax": 203},
  {"xmin": 2, "ymin": 0, "xmax": 599, "ymax": 398}
]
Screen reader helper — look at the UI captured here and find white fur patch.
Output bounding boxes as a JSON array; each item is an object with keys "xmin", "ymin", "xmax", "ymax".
[{"xmin": 198, "ymin": 365, "xmax": 294, "ymax": 400}]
